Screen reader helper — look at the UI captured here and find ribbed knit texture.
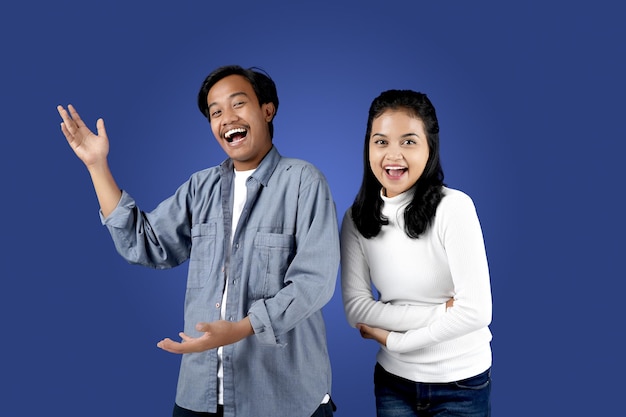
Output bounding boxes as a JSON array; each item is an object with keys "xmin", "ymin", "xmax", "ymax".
[{"xmin": 341, "ymin": 187, "xmax": 492, "ymax": 383}]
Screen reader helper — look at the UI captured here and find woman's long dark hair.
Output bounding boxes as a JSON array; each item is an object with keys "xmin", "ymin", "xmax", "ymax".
[{"xmin": 351, "ymin": 90, "xmax": 445, "ymax": 239}]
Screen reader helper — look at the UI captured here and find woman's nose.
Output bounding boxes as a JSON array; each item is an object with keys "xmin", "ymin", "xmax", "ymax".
[{"xmin": 386, "ymin": 151, "xmax": 403, "ymax": 161}]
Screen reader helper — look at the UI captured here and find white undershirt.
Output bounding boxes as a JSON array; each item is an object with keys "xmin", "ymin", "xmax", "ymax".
[{"xmin": 218, "ymin": 168, "xmax": 255, "ymax": 404}]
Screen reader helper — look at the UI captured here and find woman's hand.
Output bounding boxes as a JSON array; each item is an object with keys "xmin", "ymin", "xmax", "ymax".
[{"xmin": 356, "ymin": 323, "xmax": 390, "ymax": 346}]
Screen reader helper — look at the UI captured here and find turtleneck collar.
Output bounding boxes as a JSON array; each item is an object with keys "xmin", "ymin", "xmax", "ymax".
[{"xmin": 380, "ymin": 187, "xmax": 415, "ymax": 206}]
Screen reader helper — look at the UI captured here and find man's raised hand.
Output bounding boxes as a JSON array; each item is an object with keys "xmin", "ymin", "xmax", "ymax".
[{"xmin": 57, "ymin": 104, "xmax": 109, "ymax": 168}]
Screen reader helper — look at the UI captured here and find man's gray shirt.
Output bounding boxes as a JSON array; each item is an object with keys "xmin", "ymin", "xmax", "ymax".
[{"xmin": 101, "ymin": 146, "xmax": 340, "ymax": 416}]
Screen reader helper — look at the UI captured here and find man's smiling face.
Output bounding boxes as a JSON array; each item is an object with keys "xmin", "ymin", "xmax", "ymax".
[{"xmin": 206, "ymin": 74, "xmax": 275, "ymax": 171}]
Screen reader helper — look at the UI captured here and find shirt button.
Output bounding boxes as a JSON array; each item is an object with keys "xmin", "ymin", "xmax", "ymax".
[{"xmin": 215, "ymin": 303, "xmax": 220, "ymax": 308}]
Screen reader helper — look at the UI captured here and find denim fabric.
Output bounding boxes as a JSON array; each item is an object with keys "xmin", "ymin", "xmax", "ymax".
[
  {"xmin": 374, "ymin": 363, "xmax": 491, "ymax": 417},
  {"xmin": 103, "ymin": 146, "xmax": 340, "ymax": 417}
]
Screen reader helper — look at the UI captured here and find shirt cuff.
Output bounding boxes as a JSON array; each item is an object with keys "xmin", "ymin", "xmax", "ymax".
[
  {"xmin": 100, "ymin": 190, "xmax": 134, "ymax": 227},
  {"xmin": 248, "ymin": 300, "xmax": 284, "ymax": 346}
]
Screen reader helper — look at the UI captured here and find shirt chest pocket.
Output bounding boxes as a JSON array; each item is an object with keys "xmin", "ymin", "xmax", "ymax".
[
  {"xmin": 250, "ymin": 232, "xmax": 295, "ymax": 298},
  {"xmin": 188, "ymin": 222, "xmax": 218, "ymax": 289}
]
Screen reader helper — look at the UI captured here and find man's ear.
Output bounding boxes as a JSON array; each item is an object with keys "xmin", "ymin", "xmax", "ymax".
[{"xmin": 262, "ymin": 102, "xmax": 276, "ymax": 122}]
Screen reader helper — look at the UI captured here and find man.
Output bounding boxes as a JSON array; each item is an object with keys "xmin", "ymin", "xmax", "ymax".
[{"xmin": 57, "ymin": 65, "xmax": 340, "ymax": 417}]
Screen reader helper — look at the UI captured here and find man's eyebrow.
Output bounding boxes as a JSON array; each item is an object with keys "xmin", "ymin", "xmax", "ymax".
[{"xmin": 207, "ymin": 92, "xmax": 249, "ymax": 110}]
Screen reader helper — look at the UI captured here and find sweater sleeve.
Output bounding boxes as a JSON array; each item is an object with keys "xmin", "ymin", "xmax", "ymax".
[
  {"xmin": 386, "ymin": 191, "xmax": 492, "ymax": 353},
  {"xmin": 340, "ymin": 209, "xmax": 446, "ymax": 331}
]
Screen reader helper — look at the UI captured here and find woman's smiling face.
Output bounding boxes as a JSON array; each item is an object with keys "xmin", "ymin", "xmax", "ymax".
[{"xmin": 368, "ymin": 109, "xmax": 430, "ymax": 198}]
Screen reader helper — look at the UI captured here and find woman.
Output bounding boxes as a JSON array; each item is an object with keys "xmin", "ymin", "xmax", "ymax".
[{"xmin": 340, "ymin": 89, "xmax": 493, "ymax": 416}]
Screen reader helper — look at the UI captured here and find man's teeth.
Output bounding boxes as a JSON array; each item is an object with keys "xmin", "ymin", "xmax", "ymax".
[{"xmin": 225, "ymin": 128, "xmax": 246, "ymax": 141}]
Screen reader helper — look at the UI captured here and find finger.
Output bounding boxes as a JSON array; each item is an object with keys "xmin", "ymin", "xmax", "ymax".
[
  {"xmin": 59, "ymin": 121, "xmax": 72, "ymax": 140},
  {"xmin": 60, "ymin": 121, "xmax": 82, "ymax": 148},
  {"xmin": 157, "ymin": 338, "xmax": 187, "ymax": 354},
  {"xmin": 157, "ymin": 337, "xmax": 170, "ymax": 348},
  {"xmin": 357, "ymin": 325, "xmax": 373, "ymax": 339},
  {"xmin": 157, "ymin": 337, "xmax": 172, "ymax": 349},
  {"xmin": 179, "ymin": 332, "xmax": 194, "ymax": 342},
  {"xmin": 57, "ymin": 105, "xmax": 77, "ymax": 133},
  {"xmin": 95, "ymin": 118, "xmax": 107, "ymax": 138},
  {"xmin": 67, "ymin": 104, "xmax": 88, "ymax": 129}
]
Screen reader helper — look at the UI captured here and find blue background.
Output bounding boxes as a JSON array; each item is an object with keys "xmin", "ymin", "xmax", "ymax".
[{"xmin": 1, "ymin": 1, "xmax": 624, "ymax": 415}]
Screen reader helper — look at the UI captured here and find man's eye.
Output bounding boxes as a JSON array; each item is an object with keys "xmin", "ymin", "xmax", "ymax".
[
  {"xmin": 211, "ymin": 110, "xmax": 221, "ymax": 118},
  {"xmin": 234, "ymin": 101, "xmax": 245, "ymax": 108}
]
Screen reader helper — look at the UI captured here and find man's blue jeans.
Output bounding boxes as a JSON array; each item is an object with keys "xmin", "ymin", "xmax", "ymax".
[{"xmin": 374, "ymin": 363, "xmax": 491, "ymax": 417}]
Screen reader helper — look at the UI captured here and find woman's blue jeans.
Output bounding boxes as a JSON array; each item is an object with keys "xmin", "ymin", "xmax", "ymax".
[{"xmin": 374, "ymin": 363, "xmax": 491, "ymax": 417}]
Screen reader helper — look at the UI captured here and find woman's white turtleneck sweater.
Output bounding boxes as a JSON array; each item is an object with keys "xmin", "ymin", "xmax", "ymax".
[{"xmin": 340, "ymin": 186, "xmax": 492, "ymax": 383}]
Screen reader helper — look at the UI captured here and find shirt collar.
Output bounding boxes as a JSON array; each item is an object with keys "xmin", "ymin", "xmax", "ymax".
[{"xmin": 219, "ymin": 145, "xmax": 281, "ymax": 187}]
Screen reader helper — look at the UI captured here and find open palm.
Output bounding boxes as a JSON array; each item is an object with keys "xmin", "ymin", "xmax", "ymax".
[{"xmin": 57, "ymin": 104, "xmax": 109, "ymax": 167}]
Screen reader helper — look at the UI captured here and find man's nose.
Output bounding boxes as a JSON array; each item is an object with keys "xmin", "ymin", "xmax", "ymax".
[{"xmin": 221, "ymin": 108, "xmax": 239, "ymax": 124}]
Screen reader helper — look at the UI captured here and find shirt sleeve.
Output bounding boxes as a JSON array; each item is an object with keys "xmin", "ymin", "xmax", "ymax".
[
  {"xmin": 386, "ymin": 192, "xmax": 492, "ymax": 353},
  {"xmin": 340, "ymin": 209, "xmax": 447, "ymax": 331},
  {"xmin": 248, "ymin": 166, "xmax": 340, "ymax": 345},
  {"xmin": 101, "ymin": 186, "xmax": 193, "ymax": 269}
]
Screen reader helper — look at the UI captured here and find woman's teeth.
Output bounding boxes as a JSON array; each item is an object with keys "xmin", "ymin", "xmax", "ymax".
[{"xmin": 386, "ymin": 167, "xmax": 406, "ymax": 177}]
